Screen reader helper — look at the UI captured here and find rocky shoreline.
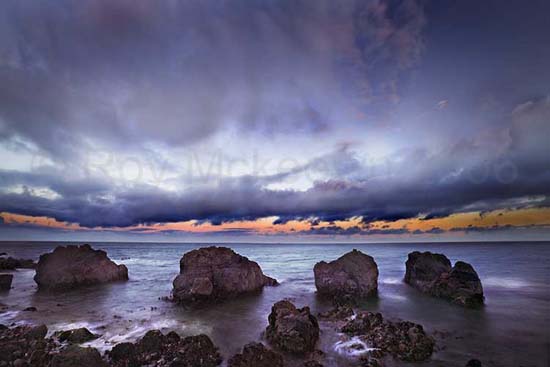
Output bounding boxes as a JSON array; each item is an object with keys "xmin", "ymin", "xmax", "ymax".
[{"xmin": 0, "ymin": 245, "xmax": 486, "ymax": 366}]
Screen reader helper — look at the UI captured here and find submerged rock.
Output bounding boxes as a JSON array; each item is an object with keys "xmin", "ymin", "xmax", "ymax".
[
  {"xmin": 56, "ymin": 328, "xmax": 98, "ymax": 344},
  {"xmin": 172, "ymin": 246, "xmax": 277, "ymax": 304},
  {"xmin": 0, "ymin": 273, "xmax": 13, "ymax": 290},
  {"xmin": 34, "ymin": 244, "xmax": 128, "ymax": 290},
  {"xmin": 266, "ymin": 300, "xmax": 320, "ymax": 354},
  {"xmin": 341, "ymin": 311, "xmax": 434, "ymax": 362},
  {"xmin": 466, "ymin": 359, "xmax": 482, "ymax": 367},
  {"xmin": 313, "ymin": 250, "xmax": 378, "ymax": 304},
  {"xmin": 108, "ymin": 330, "xmax": 222, "ymax": 367},
  {"xmin": 404, "ymin": 251, "xmax": 484, "ymax": 307},
  {"xmin": 50, "ymin": 345, "xmax": 107, "ymax": 367},
  {"xmin": 228, "ymin": 342, "xmax": 284, "ymax": 367}
]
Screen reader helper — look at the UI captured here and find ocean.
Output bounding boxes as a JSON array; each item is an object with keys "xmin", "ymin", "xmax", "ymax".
[{"xmin": 1, "ymin": 241, "xmax": 549, "ymax": 367}]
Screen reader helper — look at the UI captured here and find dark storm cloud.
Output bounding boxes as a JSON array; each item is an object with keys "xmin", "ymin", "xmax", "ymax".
[
  {"xmin": 0, "ymin": 0, "xmax": 426, "ymax": 159},
  {"xmin": 1, "ymin": 95, "xmax": 549, "ymax": 229}
]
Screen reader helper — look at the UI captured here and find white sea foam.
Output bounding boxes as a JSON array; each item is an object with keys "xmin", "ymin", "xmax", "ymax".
[
  {"xmin": 0, "ymin": 310, "xmax": 20, "ymax": 323},
  {"xmin": 333, "ymin": 335, "xmax": 377, "ymax": 357},
  {"xmin": 380, "ymin": 277, "xmax": 402, "ymax": 285}
]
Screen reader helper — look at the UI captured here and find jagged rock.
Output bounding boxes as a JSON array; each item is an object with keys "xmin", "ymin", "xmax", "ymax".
[
  {"xmin": 50, "ymin": 345, "xmax": 107, "ymax": 367},
  {"xmin": 0, "ymin": 325, "xmax": 54, "ymax": 367},
  {"xmin": 318, "ymin": 306, "xmax": 354, "ymax": 321},
  {"xmin": 404, "ymin": 251, "xmax": 484, "ymax": 307},
  {"xmin": 341, "ymin": 311, "xmax": 434, "ymax": 362},
  {"xmin": 266, "ymin": 300, "xmax": 320, "ymax": 354},
  {"xmin": 314, "ymin": 250, "xmax": 378, "ymax": 304},
  {"xmin": 34, "ymin": 244, "xmax": 128, "ymax": 290},
  {"xmin": 56, "ymin": 328, "xmax": 98, "ymax": 344},
  {"xmin": 108, "ymin": 330, "xmax": 222, "ymax": 367},
  {"xmin": 172, "ymin": 247, "xmax": 277, "ymax": 304},
  {"xmin": 0, "ymin": 274, "xmax": 13, "ymax": 290},
  {"xmin": 228, "ymin": 342, "xmax": 284, "ymax": 367}
]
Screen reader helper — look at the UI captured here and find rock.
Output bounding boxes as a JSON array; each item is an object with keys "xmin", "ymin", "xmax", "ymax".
[
  {"xmin": 404, "ymin": 251, "xmax": 484, "ymax": 307},
  {"xmin": 314, "ymin": 250, "xmax": 378, "ymax": 304},
  {"xmin": 0, "ymin": 257, "xmax": 36, "ymax": 270},
  {"xmin": 0, "ymin": 324, "xmax": 55, "ymax": 367},
  {"xmin": 317, "ymin": 306, "xmax": 354, "ymax": 321},
  {"xmin": 23, "ymin": 307, "xmax": 37, "ymax": 312},
  {"xmin": 303, "ymin": 361, "xmax": 323, "ymax": 367},
  {"xmin": 24, "ymin": 324, "xmax": 48, "ymax": 340},
  {"xmin": 50, "ymin": 345, "xmax": 107, "ymax": 367},
  {"xmin": 108, "ymin": 330, "xmax": 221, "ymax": 367},
  {"xmin": 0, "ymin": 274, "xmax": 13, "ymax": 290},
  {"xmin": 341, "ymin": 311, "xmax": 434, "ymax": 362},
  {"xmin": 266, "ymin": 300, "xmax": 320, "ymax": 354},
  {"xmin": 56, "ymin": 328, "xmax": 98, "ymax": 344},
  {"xmin": 34, "ymin": 244, "xmax": 128, "ymax": 290},
  {"xmin": 172, "ymin": 247, "xmax": 277, "ymax": 304},
  {"xmin": 466, "ymin": 359, "xmax": 482, "ymax": 367},
  {"xmin": 228, "ymin": 342, "xmax": 284, "ymax": 367}
]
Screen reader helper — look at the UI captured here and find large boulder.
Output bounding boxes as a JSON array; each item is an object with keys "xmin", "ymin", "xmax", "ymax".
[
  {"xmin": 265, "ymin": 300, "xmax": 320, "ymax": 354},
  {"xmin": 341, "ymin": 311, "xmax": 434, "ymax": 362},
  {"xmin": 0, "ymin": 273, "xmax": 13, "ymax": 290},
  {"xmin": 55, "ymin": 328, "xmax": 98, "ymax": 344},
  {"xmin": 172, "ymin": 247, "xmax": 277, "ymax": 304},
  {"xmin": 228, "ymin": 342, "xmax": 284, "ymax": 367},
  {"xmin": 404, "ymin": 251, "xmax": 484, "ymax": 307},
  {"xmin": 313, "ymin": 250, "xmax": 378, "ymax": 304},
  {"xmin": 34, "ymin": 244, "xmax": 128, "ymax": 290}
]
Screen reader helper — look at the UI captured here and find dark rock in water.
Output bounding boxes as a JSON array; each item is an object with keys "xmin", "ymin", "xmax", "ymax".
[
  {"xmin": 50, "ymin": 345, "xmax": 107, "ymax": 367},
  {"xmin": 172, "ymin": 246, "xmax": 277, "ymax": 304},
  {"xmin": 266, "ymin": 300, "xmax": 320, "ymax": 354},
  {"xmin": 56, "ymin": 328, "xmax": 98, "ymax": 344},
  {"xmin": 34, "ymin": 244, "xmax": 128, "ymax": 290},
  {"xmin": 228, "ymin": 342, "xmax": 284, "ymax": 367},
  {"xmin": 23, "ymin": 306, "xmax": 37, "ymax": 312},
  {"xmin": 108, "ymin": 330, "xmax": 222, "ymax": 367},
  {"xmin": 0, "ymin": 273, "xmax": 13, "ymax": 290},
  {"xmin": 466, "ymin": 359, "xmax": 482, "ymax": 367},
  {"xmin": 341, "ymin": 311, "xmax": 434, "ymax": 362},
  {"xmin": 0, "ymin": 257, "xmax": 36, "ymax": 270},
  {"xmin": 313, "ymin": 250, "xmax": 378, "ymax": 304},
  {"xmin": 24, "ymin": 324, "xmax": 48, "ymax": 340},
  {"xmin": 404, "ymin": 251, "xmax": 484, "ymax": 307}
]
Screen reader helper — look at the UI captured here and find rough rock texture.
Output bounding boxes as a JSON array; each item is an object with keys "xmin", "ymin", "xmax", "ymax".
[
  {"xmin": 0, "ymin": 324, "xmax": 56, "ymax": 367},
  {"xmin": 266, "ymin": 300, "xmax": 320, "ymax": 354},
  {"xmin": 404, "ymin": 251, "xmax": 484, "ymax": 307},
  {"xmin": 228, "ymin": 342, "xmax": 284, "ymax": 367},
  {"xmin": 0, "ymin": 273, "xmax": 13, "ymax": 290},
  {"xmin": 314, "ymin": 250, "xmax": 378, "ymax": 304},
  {"xmin": 466, "ymin": 359, "xmax": 482, "ymax": 367},
  {"xmin": 34, "ymin": 244, "xmax": 128, "ymax": 290},
  {"xmin": 107, "ymin": 329, "xmax": 222, "ymax": 367},
  {"xmin": 55, "ymin": 328, "xmax": 98, "ymax": 344},
  {"xmin": 0, "ymin": 256, "xmax": 36, "ymax": 270},
  {"xmin": 50, "ymin": 345, "xmax": 108, "ymax": 367},
  {"xmin": 341, "ymin": 311, "xmax": 434, "ymax": 362},
  {"xmin": 172, "ymin": 247, "xmax": 277, "ymax": 304}
]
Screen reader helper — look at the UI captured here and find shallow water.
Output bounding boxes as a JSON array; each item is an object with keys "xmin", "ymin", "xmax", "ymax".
[{"xmin": 1, "ymin": 241, "xmax": 549, "ymax": 367}]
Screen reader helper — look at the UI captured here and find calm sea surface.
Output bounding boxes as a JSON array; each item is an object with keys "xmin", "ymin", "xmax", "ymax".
[{"xmin": 0, "ymin": 241, "xmax": 549, "ymax": 367}]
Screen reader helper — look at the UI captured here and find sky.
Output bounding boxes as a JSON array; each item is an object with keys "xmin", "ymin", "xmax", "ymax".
[{"xmin": 0, "ymin": 0, "xmax": 549, "ymax": 242}]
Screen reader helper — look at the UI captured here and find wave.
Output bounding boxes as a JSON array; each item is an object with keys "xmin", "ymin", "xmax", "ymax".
[
  {"xmin": 482, "ymin": 277, "xmax": 539, "ymax": 289},
  {"xmin": 380, "ymin": 277, "xmax": 402, "ymax": 285},
  {"xmin": 333, "ymin": 335, "xmax": 377, "ymax": 357}
]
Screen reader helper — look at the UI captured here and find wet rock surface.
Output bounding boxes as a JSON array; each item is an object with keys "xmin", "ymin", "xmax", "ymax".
[
  {"xmin": 172, "ymin": 246, "xmax": 277, "ymax": 304},
  {"xmin": 55, "ymin": 327, "xmax": 98, "ymax": 344},
  {"xmin": 0, "ymin": 256, "xmax": 36, "ymax": 270},
  {"xmin": 228, "ymin": 342, "xmax": 284, "ymax": 367},
  {"xmin": 340, "ymin": 311, "xmax": 435, "ymax": 362},
  {"xmin": 314, "ymin": 250, "xmax": 378, "ymax": 304},
  {"xmin": 405, "ymin": 251, "xmax": 484, "ymax": 307},
  {"xmin": 0, "ymin": 324, "xmax": 57, "ymax": 367},
  {"xmin": 107, "ymin": 329, "xmax": 222, "ymax": 367},
  {"xmin": 34, "ymin": 244, "xmax": 128, "ymax": 290},
  {"xmin": 0, "ymin": 274, "xmax": 13, "ymax": 290},
  {"xmin": 50, "ymin": 345, "xmax": 108, "ymax": 367},
  {"xmin": 266, "ymin": 300, "xmax": 320, "ymax": 354}
]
